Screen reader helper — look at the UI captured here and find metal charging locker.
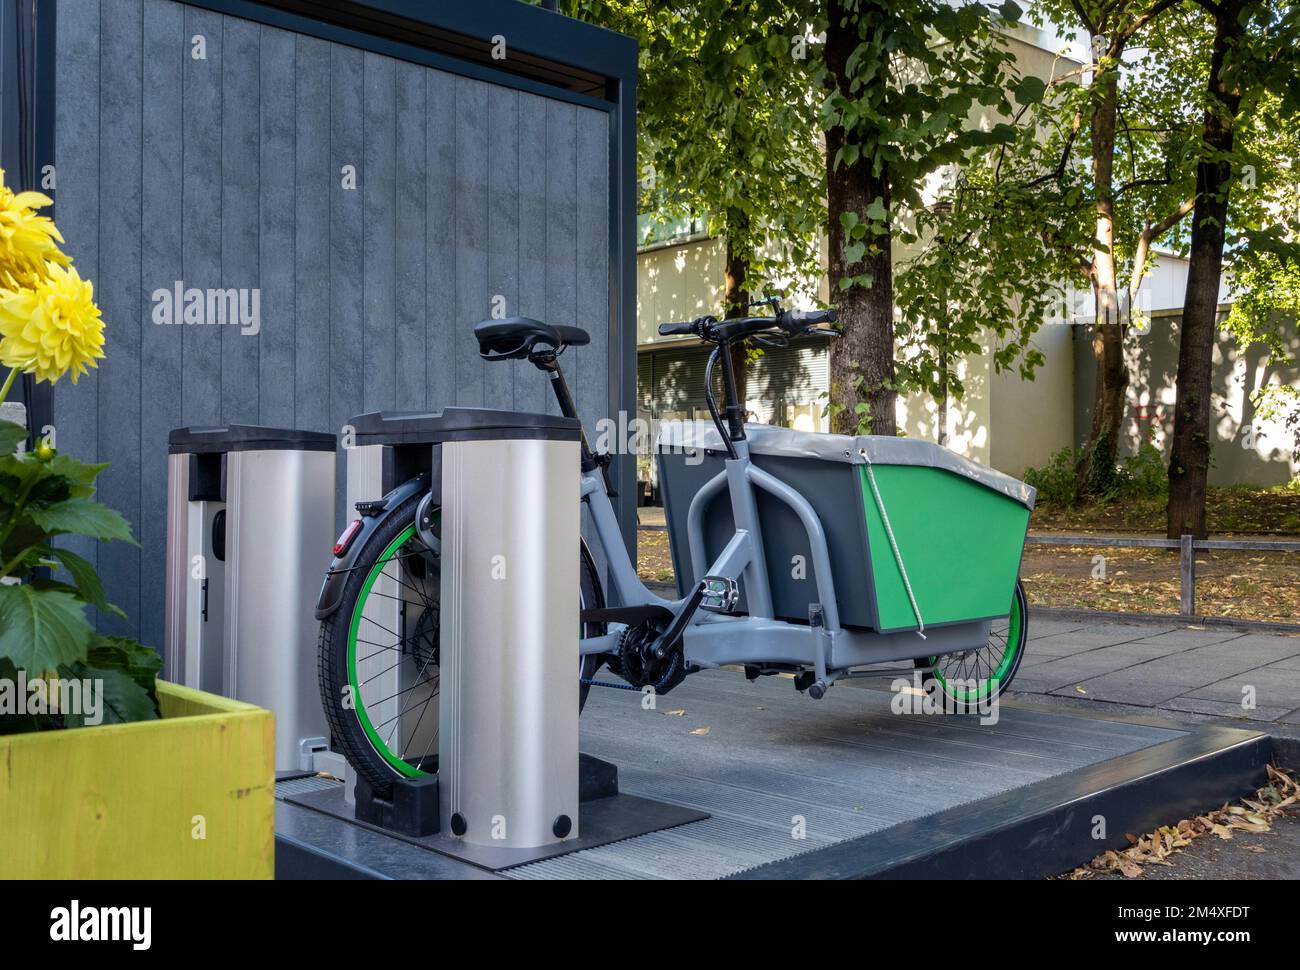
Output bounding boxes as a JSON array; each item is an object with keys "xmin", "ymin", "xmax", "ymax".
[
  {"xmin": 164, "ymin": 425, "xmax": 337, "ymax": 770},
  {"xmin": 346, "ymin": 408, "xmax": 581, "ymax": 848}
]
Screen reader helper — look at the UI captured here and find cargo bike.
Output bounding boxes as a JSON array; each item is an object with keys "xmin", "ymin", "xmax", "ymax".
[{"xmin": 316, "ymin": 300, "xmax": 1036, "ymax": 795}]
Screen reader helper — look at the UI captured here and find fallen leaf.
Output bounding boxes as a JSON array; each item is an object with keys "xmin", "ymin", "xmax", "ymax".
[
  {"xmin": 690, "ymin": 726, "xmax": 710, "ymax": 736},
  {"xmin": 663, "ymin": 709, "xmax": 687, "ymax": 717}
]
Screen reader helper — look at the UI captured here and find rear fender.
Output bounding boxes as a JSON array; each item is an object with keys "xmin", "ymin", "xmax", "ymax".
[{"xmin": 315, "ymin": 474, "xmax": 431, "ymax": 620}]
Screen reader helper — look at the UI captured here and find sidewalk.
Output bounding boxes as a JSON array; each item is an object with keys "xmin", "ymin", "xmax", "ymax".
[{"xmin": 1011, "ymin": 617, "xmax": 1300, "ymax": 731}]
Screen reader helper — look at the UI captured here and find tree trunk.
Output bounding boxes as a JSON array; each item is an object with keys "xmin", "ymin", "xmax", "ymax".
[
  {"xmin": 1077, "ymin": 66, "xmax": 1128, "ymax": 497},
  {"xmin": 824, "ymin": 0, "xmax": 896, "ymax": 437},
  {"xmin": 1167, "ymin": 0, "xmax": 1245, "ymax": 539},
  {"xmin": 723, "ymin": 229, "xmax": 750, "ymax": 416}
]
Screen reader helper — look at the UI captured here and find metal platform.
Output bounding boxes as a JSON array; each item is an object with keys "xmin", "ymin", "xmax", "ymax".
[{"xmin": 275, "ymin": 669, "xmax": 1270, "ymax": 880}]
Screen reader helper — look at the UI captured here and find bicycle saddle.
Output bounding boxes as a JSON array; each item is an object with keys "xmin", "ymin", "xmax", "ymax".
[{"xmin": 474, "ymin": 316, "xmax": 590, "ymax": 361}]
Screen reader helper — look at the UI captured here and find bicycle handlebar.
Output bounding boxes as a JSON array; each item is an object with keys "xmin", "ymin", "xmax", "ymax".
[
  {"xmin": 657, "ymin": 320, "xmax": 704, "ymax": 337},
  {"xmin": 657, "ymin": 307, "xmax": 838, "ymax": 343}
]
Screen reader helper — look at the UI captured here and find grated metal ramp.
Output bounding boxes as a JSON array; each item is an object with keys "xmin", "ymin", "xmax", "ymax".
[
  {"xmin": 275, "ymin": 668, "xmax": 1268, "ymax": 879},
  {"xmin": 275, "ymin": 775, "xmax": 340, "ymax": 799},
  {"xmin": 506, "ymin": 669, "xmax": 1186, "ymax": 879}
]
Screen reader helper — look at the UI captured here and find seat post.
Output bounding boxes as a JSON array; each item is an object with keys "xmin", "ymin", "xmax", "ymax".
[{"xmin": 536, "ymin": 355, "xmax": 599, "ymax": 474}]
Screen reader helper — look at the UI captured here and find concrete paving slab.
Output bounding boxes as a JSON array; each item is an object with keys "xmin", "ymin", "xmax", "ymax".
[
  {"xmin": 1032, "ymin": 627, "xmax": 1170, "ymax": 650},
  {"xmin": 1025, "ymin": 620, "xmax": 1090, "ymax": 641},
  {"xmin": 1127, "ymin": 628, "xmax": 1249, "ymax": 649},
  {"xmin": 1006, "ymin": 618, "xmax": 1300, "ymax": 725},
  {"xmin": 1179, "ymin": 665, "xmax": 1300, "ymax": 708},
  {"xmin": 1159, "ymin": 696, "xmax": 1294, "ymax": 722}
]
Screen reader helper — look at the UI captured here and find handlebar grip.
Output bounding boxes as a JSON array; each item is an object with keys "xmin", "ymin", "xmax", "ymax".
[
  {"xmin": 788, "ymin": 308, "xmax": 838, "ymax": 327},
  {"xmin": 658, "ymin": 321, "xmax": 695, "ymax": 336}
]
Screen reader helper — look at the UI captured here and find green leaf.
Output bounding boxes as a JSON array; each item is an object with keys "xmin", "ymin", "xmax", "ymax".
[
  {"xmin": 63, "ymin": 664, "xmax": 158, "ymax": 726},
  {"xmin": 85, "ymin": 635, "xmax": 162, "ymax": 703},
  {"xmin": 0, "ymin": 420, "xmax": 26, "ymax": 455},
  {"xmin": 865, "ymin": 197, "xmax": 888, "ymax": 221},
  {"xmin": 0, "ymin": 656, "xmax": 58, "ymax": 733},
  {"xmin": 844, "ymin": 241, "xmax": 867, "ymax": 264},
  {"xmin": 46, "ymin": 455, "xmax": 110, "ymax": 492},
  {"xmin": 27, "ymin": 499, "xmax": 137, "ymax": 544},
  {"xmin": 1013, "ymin": 76, "xmax": 1046, "ymax": 106},
  {"xmin": 51, "ymin": 547, "xmax": 127, "ymax": 619},
  {"xmin": 998, "ymin": 1, "xmax": 1023, "ymax": 22},
  {"xmin": 0, "ymin": 585, "xmax": 92, "ymax": 671}
]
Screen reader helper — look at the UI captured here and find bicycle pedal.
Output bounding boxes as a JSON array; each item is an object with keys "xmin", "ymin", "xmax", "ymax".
[{"xmin": 698, "ymin": 576, "xmax": 740, "ymax": 614}]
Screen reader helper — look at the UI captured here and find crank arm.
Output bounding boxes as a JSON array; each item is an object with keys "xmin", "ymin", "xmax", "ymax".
[{"xmin": 651, "ymin": 581, "xmax": 709, "ymax": 661}]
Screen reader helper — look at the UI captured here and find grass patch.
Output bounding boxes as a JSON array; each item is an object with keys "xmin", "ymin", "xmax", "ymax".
[
  {"xmin": 1032, "ymin": 483, "xmax": 1300, "ymax": 536},
  {"xmin": 1022, "ymin": 545, "xmax": 1300, "ymax": 624}
]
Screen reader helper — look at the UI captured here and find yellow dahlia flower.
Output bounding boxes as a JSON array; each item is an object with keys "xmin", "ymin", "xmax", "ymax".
[
  {"xmin": 0, "ymin": 169, "xmax": 69, "ymax": 288},
  {"xmin": 0, "ymin": 262, "xmax": 105, "ymax": 384}
]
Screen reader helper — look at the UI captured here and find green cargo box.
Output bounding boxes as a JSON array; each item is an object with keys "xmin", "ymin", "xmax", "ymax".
[{"xmin": 656, "ymin": 423, "xmax": 1035, "ymax": 633}]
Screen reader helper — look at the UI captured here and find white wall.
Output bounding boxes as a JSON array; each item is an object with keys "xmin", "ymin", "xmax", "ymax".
[{"xmin": 637, "ymin": 237, "xmax": 725, "ymax": 348}]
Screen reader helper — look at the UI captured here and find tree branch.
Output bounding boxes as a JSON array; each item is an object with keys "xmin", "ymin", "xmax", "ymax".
[
  {"xmin": 1070, "ymin": 0, "xmax": 1098, "ymax": 36},
  {"xmin": 1122, "ymin": 0, "xmax": 1187, "ymax": 43},
  {"xmin": 1128, "ymin": 197, "xmax": 1195, "ymax": 305}
]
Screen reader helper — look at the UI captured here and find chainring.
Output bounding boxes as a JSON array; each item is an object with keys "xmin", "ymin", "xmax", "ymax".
[{"xmin": 617, "ymin": 620, "xmax": 686, "ymax": 694}]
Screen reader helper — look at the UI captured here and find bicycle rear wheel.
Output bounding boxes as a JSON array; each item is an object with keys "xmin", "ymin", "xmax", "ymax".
[{"xmin": 317, "ymin": 490, "xmax": 605, "ymax": 797}]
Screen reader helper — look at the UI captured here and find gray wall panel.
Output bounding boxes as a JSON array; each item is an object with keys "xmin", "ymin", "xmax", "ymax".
[
  {"xmin": 486, "ymin": 85, "xmax": 518, "ymax": 411},
  {"xmin": 258, "ymin": 25, "xmax": 297, "ymax": 429},
  {"xmin": 219, "ymin": 15, "xmax": 260, "ymax": 424},
  {"xmin": 544, "ymin": 100, "xmax": 576, "ymax": 418},
  {"xmin": 394, "ymin": 61, "xmax": 427, "ymax": 411},
  {"xmin": 425, "ymin": 70, "xmax": 456, "ymax": 410},
  {"xmin": 514, "ymin": 93, "xmax": 548, "ymax": 416},
  {"xmin": 575, "ymin": 106, "xmax": 610, "ymax": 438},
  {"xmin": 293, "ymin": 34, "xmax": 330, "ymax": 431},
  {"xmin": 139, "ymin": 0, "xmax": 186, "ymax": 649},
  {"xmin": 95, "ymin": 0, "xmax": 143, "ymax": 636},
  {"xmin": 181, "ymin": 5, "xmax": 223, "ymax": 427},
  {"xmin": 361, "ymin": 51, "xmax": 396, "ymax": 414},
  {"xmin": 52, "ymin": 0, "xmax": 100, "ymax": 581},
  {"xmin": 329, "ymin": 42, "xmax": 364, "ymax": 520},
  {"xmin": 52, "ymin": 0, "xmax": 614, "ymax": 640},
  {"xmin": 329, "ymin": 41, "xmax": 365, "ymax": 431},
  {"xmin": 453, "ymin": 76, "xmax": 487, "ymax": 407}
]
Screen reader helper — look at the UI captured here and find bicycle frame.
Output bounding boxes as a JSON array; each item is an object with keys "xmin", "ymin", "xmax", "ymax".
[{"xmin": 560, "ymin": 366, "xmax": 994, "ymax": 688}]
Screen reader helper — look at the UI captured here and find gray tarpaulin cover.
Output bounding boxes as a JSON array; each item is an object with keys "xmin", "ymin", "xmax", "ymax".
[{"xmin": 655, "ymin": 420, "xmax": 1036, "ymax": 509}]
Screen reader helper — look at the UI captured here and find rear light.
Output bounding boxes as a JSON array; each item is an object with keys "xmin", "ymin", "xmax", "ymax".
[{"xmin": 333, "ymin": 519, "xmax": 363, "ymax": 557}]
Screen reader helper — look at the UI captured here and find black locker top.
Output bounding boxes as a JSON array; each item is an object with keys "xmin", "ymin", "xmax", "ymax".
[
  {"xmin": 168, "ymin": 425, "xmax": 338, "ymax": 455},
  {"xmin": 347, "ymin": 408, "xmax": 581, "ymax": 445}
]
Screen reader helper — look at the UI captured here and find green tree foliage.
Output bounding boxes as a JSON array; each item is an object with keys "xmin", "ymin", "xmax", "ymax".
[
  {"xmin": 563, "ymin": 0, "xmax": 826, "ymax": 308},
  {"xmin": 820, "ymin": 0, "xmax": 1026, "ymax": 434},
  {"xmin": 1166, "ymin": 0, "xmax": 1300, "ymax": 536}
]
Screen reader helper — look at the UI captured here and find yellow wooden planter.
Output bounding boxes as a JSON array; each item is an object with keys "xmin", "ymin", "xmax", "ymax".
[{"xmin": 0, "ymin": 680, "xmax": 274, "ymax": 879}]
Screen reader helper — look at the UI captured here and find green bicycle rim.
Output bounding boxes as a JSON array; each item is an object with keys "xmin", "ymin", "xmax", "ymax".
[
  {"xmin": 930, "ymin": 592, "xmax": 1023, "ymax": 704},
  {"xmin": 347, "ymin": 524, "xmax": 431, "ymax": 779}
]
